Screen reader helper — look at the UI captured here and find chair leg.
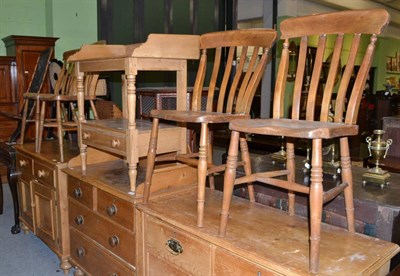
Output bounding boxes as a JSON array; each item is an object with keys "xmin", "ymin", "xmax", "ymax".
[
  {"xmin": 37, "ymin": 101, "xmax": 46, "ymax": 153},
  {"xmin": 309, "ymin": 138, "xmax": 323, "ymax": 274},
  {"xmin": 56, "ymin": 101, "xmax": 64, "ymax": 162},
  {"xmin": 219, "ymin": 130, "xmax": 240, "ymax": 237},
  {"xmin": 143, "ymin": 118, "xmax": 159, "ymax": 204},
  {"xmin": 239, "ymin": 136, "xmax": 255, "ymax": 202},
  {"xmin": 340, "ymin": 137, "xmax": 355, "ymax": 233},
  {"xmin": 197, "ymin": 123, "xmax": 209, "ymax": 227},
  {"xmin": 35, "ymin": 99, "xmax": 41, "ymax": 151},
  {"xmin": 19, "ymin": 100, "xmax": 30, "ymax": 145},
  {"xmin": 286, "ymin": 142, "xmax": 296, "ymax": 216}
]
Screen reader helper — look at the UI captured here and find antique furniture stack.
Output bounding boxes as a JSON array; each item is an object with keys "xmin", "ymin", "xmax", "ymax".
[{"xmin": 11, "ymin": 9, "xmax": 400, "ymax": 276}]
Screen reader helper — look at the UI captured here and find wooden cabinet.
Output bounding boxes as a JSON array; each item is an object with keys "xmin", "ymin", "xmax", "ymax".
[
  {"xmin": 0, "ymin": 56, "xmax": 17, "ymax": 141},
  {"xmin": 15, "ymin": 141, "xmax": 79, "ymax": 274},
  {"xmin": 67, "ymin": 173, "xmax": 136, "ymax": 276},
  {"xmin": 2, "ymin": 35, "xmax": 58, "ymax": 106},
  {"xmin": 136, "ymin": 187, "xmax": 399, "ymax": 276}
]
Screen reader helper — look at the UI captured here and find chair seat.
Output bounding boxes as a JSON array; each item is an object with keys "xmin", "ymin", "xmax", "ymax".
[
  {"xmin": 229, "ymin": 118, "xmax": 359, "ymax": 139},
  {"xmin": 150, "ymin": 109, "xmax": 250, "ymax": 123}
]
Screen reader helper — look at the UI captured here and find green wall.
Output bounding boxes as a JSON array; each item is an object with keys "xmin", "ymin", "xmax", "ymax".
[{"xmin": 0, "ymin": 0, "xmax": 97, "ymax": 60}]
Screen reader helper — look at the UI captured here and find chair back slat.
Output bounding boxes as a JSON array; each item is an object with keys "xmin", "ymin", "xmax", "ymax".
[
  {"xmin": 195, "ymin": 29, "xmax": 277, "ymax": 115},
  {"xmin": 275, "ymin": 9, "xmax": 389, "ymax": 126},
  {"xmin": 320, "ymin": 34, "xmax": 344, "ymax": 122}
]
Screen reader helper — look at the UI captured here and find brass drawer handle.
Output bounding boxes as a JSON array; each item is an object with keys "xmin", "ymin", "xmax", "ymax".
[
  {"xmin": 110, "ymin": 273, "xmax": 118, "ymax": 276},
  {"xmin": 74, "ymin": 187, "xmax": 82, "ymax": 198},
  {"xmin": 37, "ymin": 169, "xmax": 47, "ymax": 178},
  {"xmin": 109, "ymin": 235, "xmax": 120, "ymax": 247},
  {"xmin": 75, "ymin": 215, "xmax": 84, "ymax": 225},
  {"xmin": 19, "ymin": 159, "xmax": 27, "ymax": 167},
  {"xmin": 76, "ymin": 247, "xmax": 85, "ymax": 257},
  {"xmin": 111, "ymin": 139, "xmax": 120, "ymax": 148},
  {"xmin": 106, "ymin": 204, "xmax": 118, "ymax": 216},
  {"xmin": 82, "ymin": 131, "xmax": 90, "ymax": 139},
  {"xmin": 166, "ymin": 238, "xmax": 183, "ymax": 255}
]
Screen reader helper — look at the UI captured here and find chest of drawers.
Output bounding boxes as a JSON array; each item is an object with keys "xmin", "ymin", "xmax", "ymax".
[{"xmin": 15, "ymin": 141, "xmax": 78, "ymax": 274}]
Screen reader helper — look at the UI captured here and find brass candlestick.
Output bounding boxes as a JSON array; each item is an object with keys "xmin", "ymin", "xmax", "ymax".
[
  {"xmin": 362, "ymin": 130, "xmax": 393, "ymax": 189},
  {"xmin": 271, "ymin": 136, "xmax": 286, "ymax": 166}
]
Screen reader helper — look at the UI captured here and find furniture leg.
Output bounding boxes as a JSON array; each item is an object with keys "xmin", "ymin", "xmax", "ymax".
[
  {"xmin": 340, "ymin": 137, "xmax": 355, "ymax": 233},
  {"xmin": 0, "ymin": 174, "xmax": 3, "ymax": 214},
  {"xmin": 38, "ymin": 101, "xmax": 46, "ymax": 153},
  {"xmin": 286, "ymin": 142, "xmax": 295, "ymax": 216},
  {"xmin": 143, "ymin": 118, "xmax": 159, "ymax": 204},
  {"xmin": 19, "ymin": 100, "xmax": 29, "ymax": 144},
  {"xmin": 8, "ymin": 161, "xmax": 21, "ymax": 234},
  {"xmin": 309, "ymin": 138, "xmax": 323, "ymax": 274},
  {"xmin": 239, "ymin": 136, "xmax": 255, "ymax": 202},
  {"xmin": 56, "ymin": 101, "xmax": 64, "ymax": 162},
  {"xmin": 35, "ymin": 99, "xmax": 40, "ymax": 151},
  {"xmin": 197, "ymin": 123, "xmax": 208, "ymax": 227},
  {"xmin": 219, "ymin": 130, "xmax": 240, "ymax": 237},
  {"xmin": 207, "ymin": 131, "xmax": 215, "ymax": 189}
]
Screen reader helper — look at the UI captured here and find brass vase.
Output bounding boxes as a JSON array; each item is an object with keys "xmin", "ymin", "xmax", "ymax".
[{"xmin": 362, "ymin": 130, "xmax": 393, "ymax": 189}]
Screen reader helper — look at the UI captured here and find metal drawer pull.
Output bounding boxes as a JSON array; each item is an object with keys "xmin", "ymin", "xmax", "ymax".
[
  {"xmin": 19, "ymin": 160, "xmax": 27, "ymax": 167},
  {"xmin": 74, "ymin": 187, "xmax": 82, "ymax": 198},
  {"xmin": 76, "ymin": 247, "xmax": 85, "ymax": 257},
  {"xmin": 111, "ymin": 139, "xmax": 120, "ymax": 148},
  {"xmin": 110, "ymin": 273, "xmax": 118, "ymax": 276},
  {"xmin": 82, "ymin": 132, "xmax": 90, "ymax": 139},
  {"xmin": 75, "ymin": 215, "xmax": 84, "ymax": 225},
  {"xmin": 166, "ymin": 238, "xmax": 183, "ymax": 255},
  {"xmin": 106, "ymin": 204, "xmax": 118, "ymax": 216},
  {"xmin": 109, "ymin": 235, "xmax": 120, "ymax": 247},
  {"xmin": 37, "ymin": 169, "xmax": 47, "ymax": 178}
]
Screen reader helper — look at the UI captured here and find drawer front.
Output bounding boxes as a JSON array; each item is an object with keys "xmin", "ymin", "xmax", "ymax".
[
  {"xmin": 33, "ymin": 161, "xmax": 55, "ymax": 188},
  {"xmin": 16, "ymin": 153, "xmax": 33, "ymax": 181},
  {"xmin": 97, "ymin": 189, "xmax": 134, "ymax": 231},
  {"xmin": 68, "ymin": 176, "xmax": 93, "ymax": 209},
  {"xmin": 81, "ymin": 127, "xmax": 126, "ymax": 156},
  {"xmin": 69, "ymin": 200, "xmax": 135, "ymax": 265},
  {"xmin": 145, "ymin": 215, "xmax": 212, "ymax": 275},
  {"xmin": 70, "ymin": 228, "xmax": 135, "ymax": 276},
  {"xmin": 214, "ymin": 248, "xmax": 281, "ymax": 276}
]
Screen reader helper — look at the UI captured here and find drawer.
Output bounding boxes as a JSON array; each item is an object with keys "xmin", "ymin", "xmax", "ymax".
[
  {"xmin": 81, "ymin": 126, "xmax": 126, "ymax": 156},
  {"xmin": 69, "ymin": 199, "xmax": 135, "ymax": 265},
  {"xmin": 68, "ymin": 175, "xmax": 94, "ymax": 209},
  {"xmin": 16, "ymin": 153, "xmax": 33, "ymax": 181},
  {"xmin": 33, "ymin": 161, "xmax": 55, "ymax": 188},
  {"xmin": 214, "ymin": 248, "xmax": 281, "ymax": 276},
  {"xmin": 145, "ymin": 215, "xmax": 212, "ymax": 275},
  {"xmin": 97, "ymin": 189, "xmax": 134, "ymax": 231},
  {"xmin": 70, "ymin": 228, "xmax": 135, "ymax": 276}
]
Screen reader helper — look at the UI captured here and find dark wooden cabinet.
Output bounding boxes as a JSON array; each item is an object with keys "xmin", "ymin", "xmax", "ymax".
[{"xmin": 0, "ymin": 56, "xmax": 17, "ymax": 141}]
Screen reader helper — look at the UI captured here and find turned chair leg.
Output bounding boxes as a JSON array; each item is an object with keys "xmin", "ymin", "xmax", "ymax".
[
  {"xmin": 239, "ymin": 136, "xmax": 255, "ymax": 202},
  {"xmin": 19, "ymin": 100, "xmax": 30, "ymax": 145},
  {"xmin": 286, "ymin": 142, "xmax": 296, "ymax": 216},
  {"xmin": 37, "ymin": 101, "xmax": 46, "ymax": 153},
  {"xmin": 340, "ymin": 137, "xmax": 355, "ymax": 233},
  {"xmin": 309, "ymin": 138, "xmax": 323, "ymax": 274},
  {"xmin": 143, "ymin": 118, "xmax": 159, "ymax": 204},
  {"xmin": 219, "ymin": 130, "xmax": 240, "ymax": 237},
  {"xmin": 56, "ymin": 101, "xmax": 64, "ymax": 162},
  {"xmin": 197, "ymin": 123, "xmax": 209, "ymax": 227},
  {"xmin": 34, "ymin": 99, "xmax": 41, "ymax": 151}
]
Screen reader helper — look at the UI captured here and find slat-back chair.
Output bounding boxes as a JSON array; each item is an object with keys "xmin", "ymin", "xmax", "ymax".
[
  {"xmin": 143, "ymin": 29, "xmax": 277, "ymax": 228},
  {"xmin": 218, "ymin": 9, "xmax": 390, "ymax": 273},
  {"xmin": 36, "ymin": 59, "xmax": 100, "ymax": 162},
  {"xmin": 18, "ymin": 47, "xmax": 53, "ymax": 147}
]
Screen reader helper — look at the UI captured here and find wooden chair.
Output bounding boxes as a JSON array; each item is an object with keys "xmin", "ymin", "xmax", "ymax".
[
  {"xmin": 142, "ymin": 29, "xmax": 277, "ymax": 227},
  {"xmin": 18, "ymin": 47, "xmax": 54, "ymax": 147},
  {"xmin": 218, "ymin": 9, "xmax": 390, "ymax": 273}
]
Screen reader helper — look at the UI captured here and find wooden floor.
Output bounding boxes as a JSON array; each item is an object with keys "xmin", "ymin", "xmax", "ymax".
[{"xmin": 139, "ymin": 187, "xmax": 399, "ymax": 275}]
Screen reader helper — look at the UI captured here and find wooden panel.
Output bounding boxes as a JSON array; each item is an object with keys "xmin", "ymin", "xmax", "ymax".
[
  {"xmin": 147, "ymin": 253, "xmax": 188, "ymax": 276},
  {"xmin": 97, "ymin": 188, "xmax": 135, "ymax": 231},
  {"xmin": 33, "ymin": 161, "xmax": 55, "ymax": 188},
  {"xmin": 69, "ymin": 199, "xmax": 135, "ymax": 265},
  {"xmin": 67, "ymin": 175, "xmax": 94, "ymax": 209},
  {"xmin": 18, "ymin": 178, "xmax": 34, "ymax": 230},
  {"xmin": 33, "ymin": 181, "xmax": 57, "ymax": 251},
  {"xmin": 214, "ymin": 247, "xmax": 281, "ymax": 276},
  {"xmin": 145, "ymin": 215, "xmax": 212, "ymax": 275},
  {"xmin": 70, "ymin": 227, "xmax": 135, "ymax": 276}
]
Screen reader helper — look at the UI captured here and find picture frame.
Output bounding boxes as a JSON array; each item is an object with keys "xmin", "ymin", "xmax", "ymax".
[
  {"xmin": 397, "ymin": 52, "xmax": 400, "ymax": 71},
  {"xmin": 387, "ymin": 56, "xmax": 392, "ymax": 71},
  {"xmin": 391, "ymin": 57, "xmax": 397, "ymax": 72}
]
